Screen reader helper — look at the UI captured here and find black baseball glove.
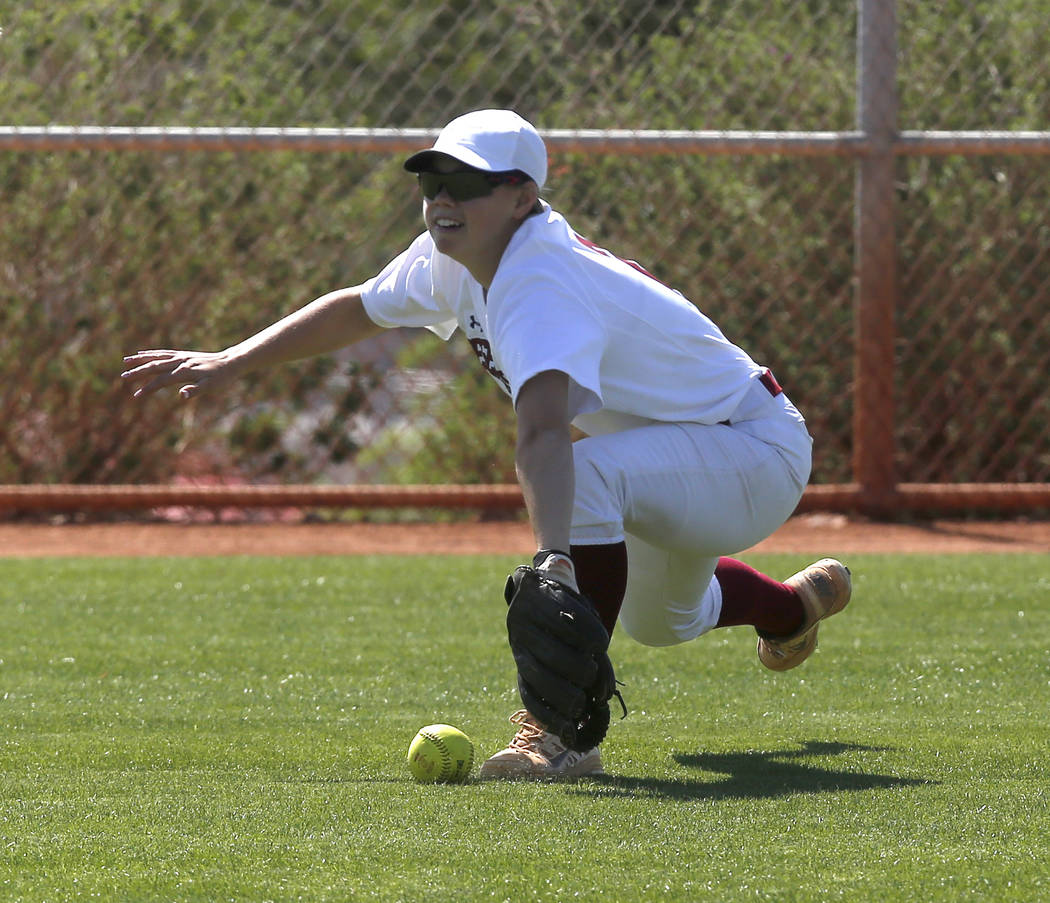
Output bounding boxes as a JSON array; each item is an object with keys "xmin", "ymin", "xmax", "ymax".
[{"xmin": 504, "ymin": 561, "xmax": 625, "ymax": 752}]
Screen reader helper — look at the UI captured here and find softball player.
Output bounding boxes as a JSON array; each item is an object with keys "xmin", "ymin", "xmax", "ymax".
[{"xmin": 124, "ymin": 109, "xmax": 851, "ymax": 780}]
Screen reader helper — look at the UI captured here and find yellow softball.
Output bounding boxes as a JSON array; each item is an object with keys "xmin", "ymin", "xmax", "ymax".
[{"xmin": 407, "ymin": 724, "xmax": 474, "ymax": 783}]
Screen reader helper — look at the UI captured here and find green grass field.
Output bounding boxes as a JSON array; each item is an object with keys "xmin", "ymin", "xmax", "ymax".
[{"xmin": 1, "ymin": 552, "xmax": 1047, "ymax": 902}]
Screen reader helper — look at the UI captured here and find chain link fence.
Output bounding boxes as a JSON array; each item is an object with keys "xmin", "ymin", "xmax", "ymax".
[{"xmin": 2, "ymin": 0, "xmax": 1048, "ymax": 514}]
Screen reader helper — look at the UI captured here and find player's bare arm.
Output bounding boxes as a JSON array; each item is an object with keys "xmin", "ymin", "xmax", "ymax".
[
  {"xmin": 514, "ymin": 369, "xmax": 574, "ymax": 557},
  {"xmin": 122, "ymin": 286, "xmax": 383, "ymax": 399}
]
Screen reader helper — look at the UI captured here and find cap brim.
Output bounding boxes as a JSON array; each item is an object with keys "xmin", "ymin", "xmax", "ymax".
[
  {"xmin": 403, "ymin": 150, "xmax": 438, "ymax": 173},
  {"xmin": 403, "ymin": 149, "xmax": 492, "ymax": 174}
]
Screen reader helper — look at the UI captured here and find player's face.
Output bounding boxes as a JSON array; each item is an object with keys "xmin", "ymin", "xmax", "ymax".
[{"xmin": 419, "ymin": 157, "xmax": 535, "ymax": 286}]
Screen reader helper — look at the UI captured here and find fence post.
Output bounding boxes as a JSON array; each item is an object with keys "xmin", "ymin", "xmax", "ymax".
[{"xmin": 854, "ymin": 0, "xmax": 899, "ymax": 512}]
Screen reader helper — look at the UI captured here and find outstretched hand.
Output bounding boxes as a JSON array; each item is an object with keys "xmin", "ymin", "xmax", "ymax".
[{"xmin": 121, "ymin": 349, "xmax": 236, "ymax": 400}]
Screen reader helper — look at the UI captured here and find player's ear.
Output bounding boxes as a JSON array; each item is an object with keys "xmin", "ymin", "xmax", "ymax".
[{"xmin": 513, "ymin": 180, "xmax": 540, "ymax": 221}]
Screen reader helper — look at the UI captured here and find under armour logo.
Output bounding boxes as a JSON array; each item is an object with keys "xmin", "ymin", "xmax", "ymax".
[{"xmin": 468, "ymin": 315, "xmax": 482, "ymax": 331}]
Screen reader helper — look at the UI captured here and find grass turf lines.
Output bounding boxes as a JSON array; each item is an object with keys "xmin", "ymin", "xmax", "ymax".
[{"xmin": 1, "ymin": 553, "xmax": 1047, "ymax": 901}]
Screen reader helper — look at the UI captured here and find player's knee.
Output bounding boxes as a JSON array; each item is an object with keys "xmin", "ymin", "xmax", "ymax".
[
  {"xmin": 618, "ymin": 596, "xmax": 719, "ymax": 648},
  {"xmin": 617, "ymin": 607, "xmax": 688, "ymax": 647}
]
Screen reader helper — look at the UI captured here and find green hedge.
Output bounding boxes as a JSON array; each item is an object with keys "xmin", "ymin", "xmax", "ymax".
[{"xmin": 2, "ymin": 0, "xmax": 1047, "ymax": 485}]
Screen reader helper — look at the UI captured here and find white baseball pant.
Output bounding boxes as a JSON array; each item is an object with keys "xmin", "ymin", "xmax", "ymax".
[{"xmin": 569, "ymin": 379, "xmax": 813, "ymax": 647}]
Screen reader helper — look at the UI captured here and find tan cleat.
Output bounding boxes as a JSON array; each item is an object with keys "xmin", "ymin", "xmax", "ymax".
[
  {"xmin": 757, "ymin": 558, "xmax": 852, "ymax": 671},
  {"xmin": 478, "ymin": 710, "xmax": 604, "ymax": 780}
]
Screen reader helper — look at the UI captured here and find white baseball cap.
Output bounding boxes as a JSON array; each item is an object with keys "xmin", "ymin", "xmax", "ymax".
[{"xmin": 404, "ymin": 109, "xmax": 547, "ymax": 189}]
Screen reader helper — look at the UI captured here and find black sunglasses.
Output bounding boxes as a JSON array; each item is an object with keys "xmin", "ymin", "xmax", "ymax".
[{"xmin": 417, "ymin": 170, "xmax": 528, "ymax": 202}]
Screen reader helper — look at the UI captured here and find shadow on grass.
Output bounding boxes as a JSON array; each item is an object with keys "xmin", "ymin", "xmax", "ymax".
[{"xmin": 575, "ymin": 740, "xmax": 931, "ymax": 801}]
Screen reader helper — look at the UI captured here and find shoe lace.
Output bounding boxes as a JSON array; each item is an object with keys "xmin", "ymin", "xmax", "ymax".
[{"xmin": 508, "ymin": 711, "xmax": 558, "ymax": 752}]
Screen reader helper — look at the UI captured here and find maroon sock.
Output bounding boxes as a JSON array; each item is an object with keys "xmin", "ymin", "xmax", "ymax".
[
  {"xmin": 570, "ymin": 541, "xmax": 628, "ymax": 636},
  {"xmin": 714, "ymin": 557, "xmax": 804, "ymax": 635}
]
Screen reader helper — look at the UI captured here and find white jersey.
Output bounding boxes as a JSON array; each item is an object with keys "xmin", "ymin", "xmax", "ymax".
[{"xmin": 360, "ymin": 203, "xmax": 773, "ymax": 435}]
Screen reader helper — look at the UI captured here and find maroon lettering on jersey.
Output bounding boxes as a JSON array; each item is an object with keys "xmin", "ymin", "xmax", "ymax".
[
  {"xmin": 574, "ymin": 233, "xmax": 668, "ymax": 286},
  {"xmin": 469, "ymin": 337, "xmax": 511, "ymax": 394}
]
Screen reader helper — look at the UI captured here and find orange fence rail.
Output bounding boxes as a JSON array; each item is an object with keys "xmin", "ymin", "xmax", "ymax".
[{"xmin": 2, "ymin": 484, "xmax": 1048, "ymax": 517}]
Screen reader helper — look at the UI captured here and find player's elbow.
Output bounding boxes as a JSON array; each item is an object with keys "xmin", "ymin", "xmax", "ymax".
[{"xmin": 515, "ymin": 422, "xmax": 570, "ymax": 465}]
